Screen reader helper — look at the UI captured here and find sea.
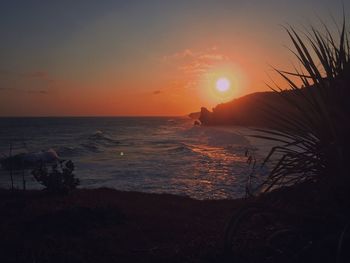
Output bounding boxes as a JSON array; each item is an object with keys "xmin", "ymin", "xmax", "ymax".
[{"xmin": 0, "ymin": 117, "xmax": 274, "ymax": 199}]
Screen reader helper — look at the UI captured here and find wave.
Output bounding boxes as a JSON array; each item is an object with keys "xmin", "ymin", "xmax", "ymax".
[
  {"xmin": 56, "ymin": 146, "xmax": 85, "ymax": 157},
  {"xmin": 0, "ymin": 149, "xmax": 59, "ymax": 170},
  {"xmin": 87, "ymin": 130, "xmax": 120, "ymax": 146},
  {"xmin": 80, "ymin": 143, "xmax": 101, "ymax": 153},
  {"xmin": 167, "ymin": 144, "xmax": 196, "ymax": 155}
]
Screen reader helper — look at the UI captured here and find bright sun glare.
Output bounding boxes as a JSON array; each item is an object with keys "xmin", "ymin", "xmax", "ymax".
[{"xmin": 216, "ymin": 78, "xmax": 230, "ymax": 92}]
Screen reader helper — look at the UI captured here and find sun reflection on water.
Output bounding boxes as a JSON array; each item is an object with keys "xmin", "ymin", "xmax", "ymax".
[{"xmin": 168, "ymin": 143, "xmax": 250, "ymax": 199}]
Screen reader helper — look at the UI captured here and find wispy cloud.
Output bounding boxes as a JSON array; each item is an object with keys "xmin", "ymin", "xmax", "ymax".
[
  {"xmin": 0, "ymin": 87, "xmax": 12, "ymax": 91},
  {"xmin": 162, "ymin": 49, "xmax": 194, "ymax": 61},
  {"xmin": 26, "ymin": 71, "xmax": 48, "ymax": 78},
  {"xmin": 23, "ymin": 71, "xmax": 55, "ymax": 84},
  {"xmin": 0, "ymin": 86, "xmax": 48, "ymax": 95},
  {"xmin": 27, "ymin": 89, "xmax": 48, "ymax": 94},
  {"xmin": 163, "ymin": 47, "xmax": 232, "ymax": 89},
  {"xmin": 164, "ymin": 47, "xmax": 230, "ymax": 73},
  {"xmin": 0, "ymin": 70, "xmax": 56, "ymax": 94}
]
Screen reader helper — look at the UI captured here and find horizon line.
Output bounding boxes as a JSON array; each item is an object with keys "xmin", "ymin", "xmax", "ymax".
[{"xmin": 0, "ymin": 114, "xmax": 190, "ymax": 118}]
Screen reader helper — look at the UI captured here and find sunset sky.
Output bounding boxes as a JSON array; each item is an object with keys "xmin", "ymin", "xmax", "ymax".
[{"xmin": 0, "ymin": 0, "xmax": 347, "ymax": 116}]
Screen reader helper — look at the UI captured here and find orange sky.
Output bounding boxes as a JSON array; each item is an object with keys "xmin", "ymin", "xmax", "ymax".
[
  {"xmin": 0, "ymin": 42, "xmax": 294, "ymax": 116},
  {"xmin": 0, "ymin": 1, "xmax": 346, "ymax": 116}
]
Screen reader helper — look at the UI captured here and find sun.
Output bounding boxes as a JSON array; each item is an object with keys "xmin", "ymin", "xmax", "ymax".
[
  {"xmin": 198, "ymin": 64, "xmax": 246, "ymax": 104},
  {"xmin": 216, "ymin": 77, "xmax": 230, "ymax": 92}
]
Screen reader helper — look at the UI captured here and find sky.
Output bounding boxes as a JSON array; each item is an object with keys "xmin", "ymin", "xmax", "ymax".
[{"xmin": 0, "ymin": 0, "xmax": 347, "ymax": 116}]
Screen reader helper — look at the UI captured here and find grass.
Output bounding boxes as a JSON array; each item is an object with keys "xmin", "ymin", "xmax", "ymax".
[{"xmin": 252, "ymin": 17, "xmax": 350, "ymax": 192}]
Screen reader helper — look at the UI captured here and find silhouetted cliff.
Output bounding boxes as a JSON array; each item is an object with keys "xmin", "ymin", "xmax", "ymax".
[{"xmin": 198, "ymin": 89, "xmax": 305, "ymax": 127}]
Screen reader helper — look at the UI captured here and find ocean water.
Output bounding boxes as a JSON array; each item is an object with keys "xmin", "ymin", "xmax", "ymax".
[{"xmin": 0, "ymin": 117, "xmax": 273, "ymax": 199}]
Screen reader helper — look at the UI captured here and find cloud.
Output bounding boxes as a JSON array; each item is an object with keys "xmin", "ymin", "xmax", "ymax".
[
  {"xmin": 27, "ymin": 89, "xmax": 48, "ymax": 94},
  {"xmin": 164, "ymin": 47, "xmax": 231, "ymax": 75},
  {"xmin": 0, "ymin": 87, "xmax": 11, "ymax": 91},
  {"xmin": 0, "ymin": 70, "xmax": 18, "ymax": 80},
  {"xmin": 162, "ymin": 49, "xmax": 194, "ymax": 61},
  {"xmin": 198, "ymin": 54, "xmax": 230, "ymax": 61},
  {"xmin": 0, "ymin": 70, "xmax": 9, "ymax": 76},
  {"xmin": 0, "ymin": 70, "xmax": 55, "ymax": 81},
  {"xmin": 179, "ymin": 61, "xmax": 210, "ymax": 75},
  {"xmin": 26, "ymin": 71, "xmax": 49, "ymax": 79},
  {"xmin": 0, "ymin": 87, "xmax": 48, "ymax": 95},
  {"xmin": 23, "ymin": 71, "xmax": 55, "ymax": 83},
  {"xmin": 162, "ymin": 46, "xmax": 232, "ymax": 89},
  {"xmin": 0, "ymin": 70, "xmax": 55, "ymax": 94}
]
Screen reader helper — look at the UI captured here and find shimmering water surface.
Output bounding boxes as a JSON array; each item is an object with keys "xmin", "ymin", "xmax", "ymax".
[{"xmin": 0, "ymin": 117, "xmax": 272, "ymax": 199}]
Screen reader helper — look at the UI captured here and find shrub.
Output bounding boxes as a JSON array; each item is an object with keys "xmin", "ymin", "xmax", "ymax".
[{"xmin": 32, "ymin": 160, "xmax": 80, "ymax": 193}]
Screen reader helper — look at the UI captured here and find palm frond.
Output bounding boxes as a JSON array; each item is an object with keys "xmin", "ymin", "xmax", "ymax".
[{"xmin": 251, "ymin": 17, "xmax": 350, "ymax": 193}]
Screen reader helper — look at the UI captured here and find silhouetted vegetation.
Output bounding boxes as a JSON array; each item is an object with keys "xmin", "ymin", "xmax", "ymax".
[
  {"xmin": 223, "ymin": 181, "xmax": 350, "ymax": 262},
  {"xmin": 31, "ymin": 160, "xmax": 79, "ymax": 193},
  {"xmin": 222, "ymin": 18, "xmax": 350, "ymax": 262},
  {"xmin": 252, "ymin": 18, "xmax": 350, "ymax": 192}
]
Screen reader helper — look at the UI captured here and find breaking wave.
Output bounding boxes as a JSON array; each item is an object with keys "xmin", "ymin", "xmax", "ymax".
[{"xmin": 0, "ymin": 117, "xmax": 274, "ymax": 199}]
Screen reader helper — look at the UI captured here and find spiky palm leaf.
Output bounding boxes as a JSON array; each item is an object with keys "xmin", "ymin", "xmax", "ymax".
[{"xmin": 254, "ymin": 18, "xmax": 350, "ymax": 192}]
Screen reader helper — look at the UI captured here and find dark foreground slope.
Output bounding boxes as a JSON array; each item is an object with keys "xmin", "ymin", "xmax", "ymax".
[
  {"xmin": 0, "ymin": 184, "xmax": 349, "ymax": 263},
  {"xmin": 0, "ymin": 188, "xmax": 238, "ymax": 263}
]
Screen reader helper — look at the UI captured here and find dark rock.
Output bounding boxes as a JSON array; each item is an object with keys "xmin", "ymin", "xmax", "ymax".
[{"xmin": 199, "ymin": 107, "xmax": 214, "ymax": 125}]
